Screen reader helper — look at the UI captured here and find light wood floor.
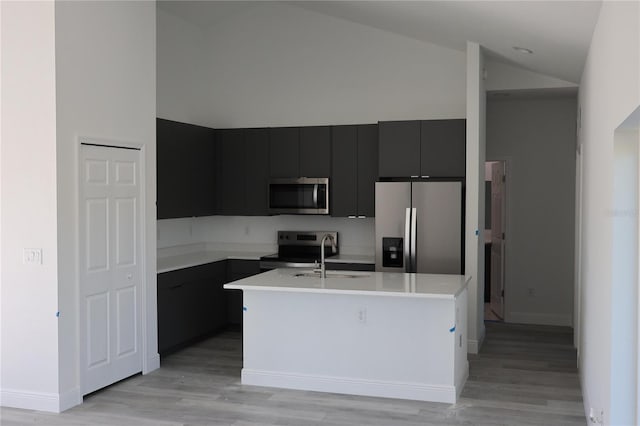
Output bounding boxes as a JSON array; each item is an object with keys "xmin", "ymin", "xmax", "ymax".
[{"xmin": 1, "ymin": 322, "xmax": 585, "ymax": 425}]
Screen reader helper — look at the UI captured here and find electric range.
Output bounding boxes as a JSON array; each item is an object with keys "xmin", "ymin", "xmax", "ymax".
[{"xmin": 259, "ymin": 230, "xmax": 339, "ymax": 270}]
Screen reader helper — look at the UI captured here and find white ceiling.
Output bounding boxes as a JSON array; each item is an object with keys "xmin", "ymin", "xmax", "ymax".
[{"xmin": 157, "ymin": 0, "xmax": 603, "ymax": 84}]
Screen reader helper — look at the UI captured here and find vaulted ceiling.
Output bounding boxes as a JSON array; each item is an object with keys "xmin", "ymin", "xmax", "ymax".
[{"xmin": 157, "ymin": 1, "xmax": 603, "ymax": 83}]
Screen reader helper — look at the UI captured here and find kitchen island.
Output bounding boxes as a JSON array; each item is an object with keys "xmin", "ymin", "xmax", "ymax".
[{"xmin": 224, "ymin": 268, "xmax": 470, "ymax": 404}]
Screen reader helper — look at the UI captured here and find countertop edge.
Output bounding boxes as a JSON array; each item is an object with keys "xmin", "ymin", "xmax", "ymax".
[
  {"xmin": 158, "ymin": 251, "xmax": 375, "ymax": 274},
  {"xmin": 223, "ymin": 283, "xmax": 458, "ymax": 299}
]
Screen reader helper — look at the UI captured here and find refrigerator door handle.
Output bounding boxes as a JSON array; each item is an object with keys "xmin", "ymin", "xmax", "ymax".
[
  {"xmin": 404, "ymin": 207, "xmax": 411, "ymax": 272},
  {"xmin": 410, "ymin": 207, "xmax": 417, "ymax": 273}
]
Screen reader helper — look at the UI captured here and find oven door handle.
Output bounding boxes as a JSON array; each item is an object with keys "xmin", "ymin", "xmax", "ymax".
[{"xmin": 313, "ymin": 184, "xmax": 318, "ymax": 207}]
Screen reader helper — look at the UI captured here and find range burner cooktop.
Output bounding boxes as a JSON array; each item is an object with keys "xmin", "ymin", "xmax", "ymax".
[{"xmin": 259, "ymin": 231, "xmax": 339, "ymax": 270}]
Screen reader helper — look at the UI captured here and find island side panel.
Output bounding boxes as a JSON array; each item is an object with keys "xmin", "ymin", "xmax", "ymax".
[
  {"xmin": 241, "ymin": 289, "xmax": 460, "ymax": 403},
  {"xmin": 454, "ymin": 287, "xmax": 469, "ymax": 395}
]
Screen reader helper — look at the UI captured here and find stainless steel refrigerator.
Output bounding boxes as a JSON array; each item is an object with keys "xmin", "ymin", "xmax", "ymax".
[{"xmin": 375, "ymin": 181, "xmax": 463, "ymax": 274}]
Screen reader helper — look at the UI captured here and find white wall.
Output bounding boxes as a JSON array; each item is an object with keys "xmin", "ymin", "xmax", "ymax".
[
  {"xmin": 578, "ymin": 1, "xmax": 640, "ymax": 423},
  {"xmin": 158, "ymin": 216, "xmax": 375, "ymax": 256},
  {"xmin": 0, "ymin": 1, "xmax": 60, "ymax": 412},
  {"xmin": 485, "ymin": 59, "xmax": 577, "ymax": 92},
  {"xmin": 55, "ymin": 0, "xmax": 157, "ymax": 409},
  {"xmin": 157, "ymin": 2, "xmax": 467, "ymax": 128},
  {"xmin": 156, "ymin": 2, "xmax": 467, "ymax": 257},
  {"xmin": 465, "ymin": 42, "xmax": 486, "ymax": 354},
  {"xmin": 156, "ymin": 7, "xmax": 208, "ymax": 126},
  {"xmin": 486, "ymin": 95, "xmax": 577, "ymax": 326}
]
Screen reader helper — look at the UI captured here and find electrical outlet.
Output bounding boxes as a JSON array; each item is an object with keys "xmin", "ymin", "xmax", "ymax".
[
  {"xmin": 357, "ymin": 308, "xmax": 367, "ymax": 324},
  {"xmin": 23, "ymin": 248, "xmax": 43, "ymax": 265},
  {"xmin": 588, "ymin": 407, "xmax": 604, "ymax": 424}
]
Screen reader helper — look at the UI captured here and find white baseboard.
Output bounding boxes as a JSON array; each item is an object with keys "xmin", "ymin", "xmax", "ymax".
[
  {"xmin": 468, "ymin": 339, "xmax": 481, "ymax": 354},
  {"xmin": 58, "ymin": 387, "xmax": 82, "ymax": 412},
  {"xmin": 467, "ymin": 326, "xmax": 487, "ymax": 354},
  {"xmin": 507, "ymin": 311, "xmax": 573, "ymax": 326},
  {"xmin": 241, "ymin": 369, "xmax": 459, "ymax": 404},
  {"xmin": 1, "ymin": 387, "xmax": 80, "ymax": 413},
  {"xmin": 144, "ymin": 353, "xmax": 160, "ymax": 374},
  {"xmin": 456, "ymin": 361, "xmax": 469, "ymax": 398}
]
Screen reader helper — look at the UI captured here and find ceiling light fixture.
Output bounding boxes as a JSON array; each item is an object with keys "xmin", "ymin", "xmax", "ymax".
[{"xmin": 513, "ymin": 46, "xmax": 534, "ymax": 54}]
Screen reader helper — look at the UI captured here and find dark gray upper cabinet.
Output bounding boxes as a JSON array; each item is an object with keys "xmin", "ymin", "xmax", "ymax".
[
  {"xmin": 245, "ymin": 128, "xmax": 270, "ymax": 215},
  {"xmin": 157, "ymin": 118, "xmax": 215, "ymax": 219},
  {"xmin": 216, "ymin": 129, "xmax": 246, "ymax": 215},
  {"xmin": 331, "ymin": 124, "xmax": 378, "ymax": 218},
  {"xmin": 331, "ymin": 125, "xmax": 358, "ymax": 217},
  {"xmin": 269, "ymin": 127, "xmax": 299, "ymax": 177},
  {"xmin": 378, "ymin": 120, "xmax": 421, "ymax": 177},
  {"xmin": 420, "ymin": 119, "xmax": 466, "ymax": 178},
  {"xmin": 157, "ymin": 119, "xmax": 193, "ymax": 219},
  {"xmin": 300, "ymin": 126, "xmax": 331, "ymax": 177},
  {"xmin": 356, "ymin": 124, "xmax": 378, "ymax": 217},
  {"xmin": 192, "ymin": 127, "xmax": 217, "ymax": 217},
  {"xmin": 378, "ymin": 119, "xmax": 466, "ymax": 178}
]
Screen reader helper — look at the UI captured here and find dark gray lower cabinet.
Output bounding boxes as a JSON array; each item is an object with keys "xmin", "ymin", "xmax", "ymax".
[
  {"xmin": 326, "ymin": 262, "xmax": 374, "ymax": 272},
  {"xmin": 226, "ymin": 259, "xmax": 261, "ymax": 325},
  {"xmin": 157, "ymin": 262, "xmax": 227, "ymax": 355}
]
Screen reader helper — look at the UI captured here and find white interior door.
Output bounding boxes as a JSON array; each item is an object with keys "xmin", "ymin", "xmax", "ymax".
[
  {"xmin": 80, "ymin": 144, "xmax": 142, "ymax": 395},
  {"xmin": 490, "ymin": 161, "xmax": 506, "ymax": 319}
]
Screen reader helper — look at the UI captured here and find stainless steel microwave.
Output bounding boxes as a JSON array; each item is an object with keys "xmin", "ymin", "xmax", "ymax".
[{"xmin": 268, "ymin": 177, "xmax": 329, "ymax": 215}]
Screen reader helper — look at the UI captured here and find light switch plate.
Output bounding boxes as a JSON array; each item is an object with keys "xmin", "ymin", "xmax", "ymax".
[{"xmin": 23, "ymin": 248, "xmax": 43, "ymax": 265}]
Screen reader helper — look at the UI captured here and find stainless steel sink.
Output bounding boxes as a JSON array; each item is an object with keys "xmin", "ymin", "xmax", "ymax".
[{"xmin": 293, "ymin": 270, "xmax": 370, "ymax": 279}]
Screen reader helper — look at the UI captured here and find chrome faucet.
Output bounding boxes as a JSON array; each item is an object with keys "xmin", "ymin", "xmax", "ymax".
[{"xmin": 320, "ymin": 233, "xmax": 337, "ymax": 278}]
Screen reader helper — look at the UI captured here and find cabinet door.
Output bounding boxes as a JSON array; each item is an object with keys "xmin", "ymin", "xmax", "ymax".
[
  {"xmin": 269, "ymin": 127, "xmax": 299, "ymax": 177},
  {"xmin": 191, "ymin": 126, "xmax": 216, "ymax": 216},
  {"xmin": 300, "ymin": 126, "xmax": 331, "ymax": 177},
  {"xmin": 199, "ymin": 262, "xmax": 227, "ymax": 334},
  {"xmin": 378, "ymin": 120, "xmax": 420, "ymax": 177},
  {"xmin": 357, "ymin": 124, "xmax": 378, "ymax": 217},
  {"xmin": 420, "ymin": 119, "xmax": 466, "ymax": 178},
  {"xmin": 216, "ymin": 129, "xmax": 246, "ymax": 215},
  {"xmin": 157, "ymin": 268, "xmax": 193, "ymax": 354},
  {"xmin": 331, "ymin": 125, "xmax": 358, "ymax": 217},
  {"xmin": 157, "ymin": 262, "xmax": 228, "ymax": 355},
  {"xmin": 245, "ymin": 128, "xmax": 270, "ymax": 215},
  {"xmin": 157, "ymin": 119, "xmax": 195, "ymax": 219},
  {"xmin": 226, "ymin": 260, "xmax": 261, "ymax": 325}
]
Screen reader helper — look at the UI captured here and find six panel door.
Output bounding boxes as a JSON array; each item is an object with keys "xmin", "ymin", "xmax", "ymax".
[{"xmin": 80, "ymin": 144, "xmax": 143, "ymax": 395}]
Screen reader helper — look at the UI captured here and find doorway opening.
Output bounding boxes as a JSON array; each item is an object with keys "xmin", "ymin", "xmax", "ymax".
[
  {"xmin": 484, "ymin": 160, "xmax": 507, "ymax": 321},
  {"xmin": 609, "ymin": 106, "xmax": 639, "ymax": 425}
]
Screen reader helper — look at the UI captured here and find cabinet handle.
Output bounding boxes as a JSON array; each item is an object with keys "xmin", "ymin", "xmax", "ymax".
[
  {"xmin": 421, "ymin": 175, "xmax": 430, "ymax": 179},
  {"xmin": 358, "ymin": 216, "xmax": 366, "ymax": 219},
  {"xmin": 169, "ymin": 283, "xmax": 184, "ymax": 289},
  {"xmin": 410, "ymin": 175, "xmax": 419, "ymax": 178},
  {"xmin": 348, "ymin": 215, "xmax": 357, "ymax": 219}
]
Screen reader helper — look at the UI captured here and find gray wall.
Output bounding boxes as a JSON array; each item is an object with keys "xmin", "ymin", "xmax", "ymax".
[{"xmin": 486, "ymin": 95, "xmax": 576, "ymax": 325}]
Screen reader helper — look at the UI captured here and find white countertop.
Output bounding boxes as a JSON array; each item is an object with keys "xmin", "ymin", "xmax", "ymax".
[
  {"xmin": 157, "ymin": 248, "xmax": 375, "ymax": 274},
  {"xmin": 224, "ymin": 268, "xmax": 470, "ymax": 299},
  {"xmin": 157, "ymin": 250, "xmax": 271, "ymax": 274}
]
